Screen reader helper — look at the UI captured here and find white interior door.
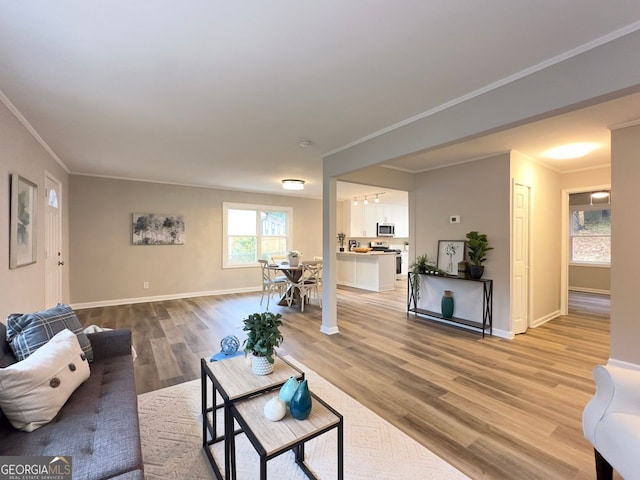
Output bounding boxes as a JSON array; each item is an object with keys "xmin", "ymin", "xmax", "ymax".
[
  {"xmin": 512, "ymin": 183, "xmax": 530, "ymax": 334},
  {"xmin": 45, "ymin": 173, "xmax": 63, "ymax": 307}
]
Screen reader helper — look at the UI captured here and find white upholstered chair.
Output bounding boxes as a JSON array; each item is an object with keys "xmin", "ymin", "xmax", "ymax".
[
  {"xmin": 582, "ymin": 363, "xmax": 640, "ymax": 480},
  {"xmin": 258, "ymin": 259, "xmax": 287, "ymax": 310}
]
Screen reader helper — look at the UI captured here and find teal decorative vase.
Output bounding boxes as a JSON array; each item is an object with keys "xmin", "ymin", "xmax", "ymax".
[
  {"xmin": 290, "ymin": 379, "xmax": 312, "ymax": 420},
  {"xmin": 279, "ymin": 376, "xmax": 300, "ymax": 405},
  {"xmin": 441, "ymin": 290, "xmax": 454, "ymax": 319}
]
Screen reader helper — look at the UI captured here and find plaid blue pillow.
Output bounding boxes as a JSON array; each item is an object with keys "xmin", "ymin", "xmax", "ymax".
[{"xmin": 6, "ymin": 304, "xmax": 93, "ymax": 362}]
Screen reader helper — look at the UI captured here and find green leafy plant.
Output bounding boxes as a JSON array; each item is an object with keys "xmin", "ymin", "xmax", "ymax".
[
  {"xmin": 409, "ymin": 254, "xmax": 430, "ymax": 302},
  {"xmin": 242, "ymin": 312, "xmax": 283, "ymax": 364},
  {"xmin": 337, "ymin": 232, "xmax": 346, "ymax": 246},
  {"xmin": 465, "ymin": 231, "xmax": 493, "ymax": 266}
]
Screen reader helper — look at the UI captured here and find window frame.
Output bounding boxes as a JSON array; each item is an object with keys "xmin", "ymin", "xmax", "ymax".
[
  {"xmin": 222, "ymin": 202, "xmax": 292, "ymax": 269},
  {"xmin": 569, "ymin": 203, "xmax": 611, "ymax": 267}
]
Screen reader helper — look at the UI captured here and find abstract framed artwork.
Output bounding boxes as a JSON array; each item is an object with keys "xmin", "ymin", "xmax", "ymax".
[
  {"xmin": 132, "ymin": 213, "xmax": 185, "ymax": 245},
  {"xmin": 10, "ymin": 174, "xmax": 38, "ymax": 269},
  {"xmin": 436, "ymin": 240, "xmax": 465, "ymax": 275}
]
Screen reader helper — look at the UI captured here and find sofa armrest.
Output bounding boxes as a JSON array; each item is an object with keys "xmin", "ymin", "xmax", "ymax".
[
  {"xmin": 86, "ymin": 329, "xmax": 132, "ymax": 360},
  {"xmin": 583, "ymin": 364, "xmax": 640, "ymax": 443}
]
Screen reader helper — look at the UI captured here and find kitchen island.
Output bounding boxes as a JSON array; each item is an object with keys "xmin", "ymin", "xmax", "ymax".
[{"xmin": 336, "ymin": 251, "xmax": 397, "ymax": 292}]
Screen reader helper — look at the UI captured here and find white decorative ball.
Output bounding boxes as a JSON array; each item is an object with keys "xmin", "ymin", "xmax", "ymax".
[{"xmin": 263, "ymin": 396, "xmax": 287, "ymax": 422}]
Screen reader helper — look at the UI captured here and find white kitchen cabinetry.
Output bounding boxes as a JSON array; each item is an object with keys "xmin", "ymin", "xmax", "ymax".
[{"xmin": 349, "ymin": 202, "xmax": 408, "ymax": 238}]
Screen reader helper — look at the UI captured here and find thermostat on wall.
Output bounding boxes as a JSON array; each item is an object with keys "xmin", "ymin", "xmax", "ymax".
[{"xmin": 450, "ymin": 215, "xmax": 461, "ymax": 224}]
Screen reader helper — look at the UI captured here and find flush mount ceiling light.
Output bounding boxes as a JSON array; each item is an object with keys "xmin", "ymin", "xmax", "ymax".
[
  {"xmin": 590, "ymin": 191, "xmax": 610, "ymax": 205},
  {"xmin": 298, "ymin": 139, "xmax": 312, "ymax": 147},
  {"xmin": 543, "ymin": 142, "xmax": 599, "ymax": 160},
  {"xmin": 282, "ymin": 179, "xmax": 305, "ymax": 190}
]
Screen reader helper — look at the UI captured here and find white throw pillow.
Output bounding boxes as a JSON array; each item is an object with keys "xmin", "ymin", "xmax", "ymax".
[{"xmin": 0, "ymin": 328, "xmax": 90, "ymax": 432}]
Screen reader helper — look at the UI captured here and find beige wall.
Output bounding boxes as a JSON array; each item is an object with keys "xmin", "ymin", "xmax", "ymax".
[
  {"xmin": 610, "ymin": 124, "xmax": 640, "ymax": 364},
  {"xmin": 413, "ymin": 154, "xmax": 511, "ymax": 334},
  {"xmin": 69, "ymin": 176, "xmax": 322, "ymax": 305},
  {"xmin": 511, "ymin": 151, "xmax": 563, "ymax": 326},
  {"xmin": 0, "ymin": 100, "xmax": 70, "ymax": 320},
  {"xmin": 569, "ymin": 265, "xmax": 610, "ymax": 293}
]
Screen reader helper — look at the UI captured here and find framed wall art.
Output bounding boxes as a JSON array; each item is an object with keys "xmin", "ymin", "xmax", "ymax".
[
  {"xmin": 132, "ymin": 213, "xmax": 185, "ymax": 245},
  {"xmin": 10, "ymin": 174, "xmax": 38, "ymax": 269},
  {"xmin": 436, "ymin": 240, "xmax": 465, "ymax": 275}
]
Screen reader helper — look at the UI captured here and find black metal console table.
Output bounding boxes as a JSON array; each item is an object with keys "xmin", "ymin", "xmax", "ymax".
[{"xmin": 407, "ymin": 272, "xmax": 493, "ymax": 337}]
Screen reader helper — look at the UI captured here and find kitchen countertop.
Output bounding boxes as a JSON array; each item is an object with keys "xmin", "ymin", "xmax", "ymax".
[{"xmin": 337, "ymin": 251, "xmax": 398, "ymax": 255}]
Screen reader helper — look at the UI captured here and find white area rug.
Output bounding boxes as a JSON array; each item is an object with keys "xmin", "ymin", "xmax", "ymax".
[{"xmin": 138, "ymin": 356, "xmax": 469, "ymax": 479}]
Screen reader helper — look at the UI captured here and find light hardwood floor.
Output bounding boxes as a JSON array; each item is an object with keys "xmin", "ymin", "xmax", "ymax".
[{"xmin": 76, "ymin": 284, "xmax": 612, "ymax": 480}]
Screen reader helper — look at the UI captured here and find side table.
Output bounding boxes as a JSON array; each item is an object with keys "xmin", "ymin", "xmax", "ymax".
[
  {"xmin": 229, "ymin": 390, "xmax": 343, "ymax": 479},
  {"xmin": 201, "ymin": 355, "xmax": 304, "ymax": 480}
]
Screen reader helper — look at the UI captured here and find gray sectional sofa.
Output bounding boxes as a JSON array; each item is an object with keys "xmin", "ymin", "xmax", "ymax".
[{"xmin": 0, "ymin": 322, "xmax": 144, "ymax": 480}]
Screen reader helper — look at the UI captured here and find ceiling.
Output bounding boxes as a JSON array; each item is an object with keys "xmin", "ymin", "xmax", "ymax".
[{"xmin": 1, "ymin": 1, "xmax": 640, "ymax": 200}]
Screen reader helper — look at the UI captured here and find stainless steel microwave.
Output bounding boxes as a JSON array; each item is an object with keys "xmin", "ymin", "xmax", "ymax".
[{"xmin": 377, "ymin": 223, "xmax": 395, "ymax": 237}]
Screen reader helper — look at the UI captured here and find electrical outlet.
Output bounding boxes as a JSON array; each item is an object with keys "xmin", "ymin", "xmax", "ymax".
[
  {"xmin": 143, "ymin": 282, "xmax": 149, "ymax": 289},
  {"xmin": 450, "ymin": 215, "xmax": 461, "ymax": 224}
]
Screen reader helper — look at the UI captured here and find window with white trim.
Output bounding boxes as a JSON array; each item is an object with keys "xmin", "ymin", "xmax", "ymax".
[
  {"xmin": 570, "ymin": 203, "xmax": 611, "ymax": 265},
  {"xmin": 223, "ymin": 202, "xmax": 292, "ymax": 267}
]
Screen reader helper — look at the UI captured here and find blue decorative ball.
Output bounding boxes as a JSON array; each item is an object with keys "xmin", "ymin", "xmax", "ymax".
[{"xmin": 220, "ymin": 335, "xmax": 240, "ymax": 355}]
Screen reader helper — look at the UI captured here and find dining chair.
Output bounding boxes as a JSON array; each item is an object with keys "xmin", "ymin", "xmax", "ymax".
[
  {"xmin": 258, "ymin": 259, "xmax": 287, "ymax": 309},
  {"xmin": 287, "ymin": 262, "xmax": 323, "ymax": 312}
]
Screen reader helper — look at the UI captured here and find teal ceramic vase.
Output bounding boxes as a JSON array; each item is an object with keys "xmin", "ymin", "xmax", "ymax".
[
  {"xmin": 279, "ymin": 376, "xmax": 300, "ymax": 405},
  {"xmin": 441, "ymin": 290, "xmax": 454, "ymax": 319},
  {"xmin": 290, "ymin": 379, "xmax": 312, "ymax": 420}
]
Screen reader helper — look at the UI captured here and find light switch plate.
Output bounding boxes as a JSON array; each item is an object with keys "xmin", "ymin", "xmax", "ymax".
[{"xmin": 450, "ymin": 215, "xmax": 460, "ymax": 224}]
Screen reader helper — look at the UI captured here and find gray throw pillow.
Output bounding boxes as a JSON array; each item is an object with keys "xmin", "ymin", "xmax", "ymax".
[{"xmin": 6, "ymin": 304, "xmax": 93, "ymax": 362}]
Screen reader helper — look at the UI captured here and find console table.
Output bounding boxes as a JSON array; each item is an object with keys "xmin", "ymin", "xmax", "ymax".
[{"xmin": 407, "ymin": 272, "xmax": 493, "ymax": 337}]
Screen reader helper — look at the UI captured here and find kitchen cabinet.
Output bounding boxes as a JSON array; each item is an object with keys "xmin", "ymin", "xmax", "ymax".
[{"xmin": 349, "ymin": 202, "xmax": 408, "ymax": 238}]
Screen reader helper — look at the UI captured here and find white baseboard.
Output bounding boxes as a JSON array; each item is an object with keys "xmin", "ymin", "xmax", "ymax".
[
  {"xmin": 569, "ymin": 286, "xmax": 611, "ymax": 295},
  {"xmin": 530, "ymin": 310, "xmax": 561, "ymax": 328},
  {"xmin": 71, "ymin": 286, "xmax": 261, "ymax": 310},
  {"xmin": 320, "ymin": 325, "xmax": 340, "ymax": 335},
  {"xmin": 608, "ymin": 358, "xmax": 640, "ymax": 370}
]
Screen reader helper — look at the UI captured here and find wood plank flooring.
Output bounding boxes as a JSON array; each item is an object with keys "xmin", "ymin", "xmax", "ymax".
[{"xmin": 76, "ymin": 284, "xmax": 612, "ymax": 480}]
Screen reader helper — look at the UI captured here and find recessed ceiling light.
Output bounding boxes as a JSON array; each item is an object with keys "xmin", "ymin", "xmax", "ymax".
[
  {"xmin": 298, "ymin": 139, "xmax": 312, "ymax": 147},
  {"xmin": 542, "ymin": 143, "xmax": 599, "ymax": 160},
  {"xmin": 282, "ymin": 179, "xmax": 305, "ymax": 190}
]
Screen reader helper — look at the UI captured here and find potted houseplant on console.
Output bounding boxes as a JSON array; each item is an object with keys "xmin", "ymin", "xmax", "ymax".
[
  {"xmin": 242, "ymin": 312, "xmax": 283, "ymax": 375},
  {"xmin": 465, "ymin": 231, "xmax": 493, "ymax": 279},
  {"xmin": 337, "ymin": 232, "xmax": 346, "ymax": 252}
]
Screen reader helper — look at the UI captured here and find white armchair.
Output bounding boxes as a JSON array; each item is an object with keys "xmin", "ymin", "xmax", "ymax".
[{"xmin": 582, "ymin": 364, "xmax": 640, "ymax": 480}]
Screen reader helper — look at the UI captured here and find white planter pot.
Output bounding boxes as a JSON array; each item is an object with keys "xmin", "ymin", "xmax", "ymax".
[
  {"xmin": 251, "ymin": 354, "xmax": 274, "ymax": 375},
  {"xmin": 288, "ymin": 256, "xmax": 299, "ymax": 266}
]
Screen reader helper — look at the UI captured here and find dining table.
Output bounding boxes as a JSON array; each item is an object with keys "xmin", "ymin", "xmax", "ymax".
[
  {"xmin": 267, "ymin": 262, "xmax": 321, "ymax": 307},
  {"xmin": 267, "ymin": 264, "xmax": 304, "ymax": 306}
]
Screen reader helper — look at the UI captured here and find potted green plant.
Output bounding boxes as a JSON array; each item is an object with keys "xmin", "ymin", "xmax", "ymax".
[
  {"xmin": 465, "ymin": 231, "xmax": 493, "ymax": 279},
  {"xmin": 242, "ymin": 312, "xmax": 283, "ymax": 375},
  {"xmin": 337, "ymin": 232, "xmax": 346, "ymax": 252},
  {"xmin": 409, "ymin": 254, "xmax": 430, "ymax": 302}
]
